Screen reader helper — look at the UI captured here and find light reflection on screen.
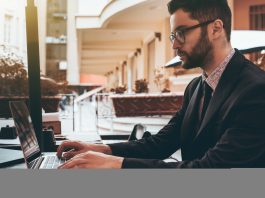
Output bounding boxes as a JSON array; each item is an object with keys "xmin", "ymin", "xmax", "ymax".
[{"xmin": 10, "ymin": 102, "xmax": 40, "ymax": 159}]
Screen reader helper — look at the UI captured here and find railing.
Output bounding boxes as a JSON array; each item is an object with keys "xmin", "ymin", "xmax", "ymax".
[
  {"xmin": 95, "ymin": 93, "xmax": 116, "ymax": 133},
  {"xmin": 74, "ymin": 87, "xmax": 105, "ymax": 103},
  {"xmin": 74, "ymin": 86, "xmax": 105, "ymax": 132},
  {"xmin": 73, "ymin": 90, "xmax": 184, "ymax": 134}
]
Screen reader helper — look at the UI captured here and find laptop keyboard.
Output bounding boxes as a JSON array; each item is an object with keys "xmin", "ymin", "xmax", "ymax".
[
  {"xmin": 29, "ymin": 157, "xmax": 43, "ymax": 169},
  {"xmin": 42, "ymin": 156, "xmax": 66, "ymax": 169},
  {"xmin": 29, "ymin": 156, "xmax": 66, "ymax": 169}
]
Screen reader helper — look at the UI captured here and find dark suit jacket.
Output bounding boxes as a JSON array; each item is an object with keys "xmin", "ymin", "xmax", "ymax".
[{"xmin": 109, "ymin": 49, "xmax": 265, "ymax": 168}]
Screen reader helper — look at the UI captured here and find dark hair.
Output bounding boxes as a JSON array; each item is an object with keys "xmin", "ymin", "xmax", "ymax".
[{"xmin": 167, "ymin": 0, "xmax": 231, "ymax": 41}]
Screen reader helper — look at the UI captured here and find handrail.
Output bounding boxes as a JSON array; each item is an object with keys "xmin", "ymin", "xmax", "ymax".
[{"xmin": 74, "ymin": 86, "xmax": 105, "ymax": 104}]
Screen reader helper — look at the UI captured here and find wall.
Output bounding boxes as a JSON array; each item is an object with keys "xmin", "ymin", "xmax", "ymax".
[
  {"xmin": 0, "ymin": 0, "xmax": 27, "ymax": 64},
  {"xmin": 80, "ymin": 74, "xmax": 107, "ymax": 85},
  {"xmin": 234, "ymin": 0, "xmax": 265, "ymax": 30},
  {"xmin": 67, "ymin": 0, "xmax": 80, "ymax": 84},
  {"xmin": 78, "ymin": 0, "xmax": 110, "ymax": 16},
  {"xmin": 36, "ymin": 0, "xmax": 47, "ymax": 74}
]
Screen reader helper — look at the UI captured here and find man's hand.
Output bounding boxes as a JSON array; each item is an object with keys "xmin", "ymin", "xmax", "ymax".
[
  {"xmin": 58, "ymin": 151, "xmax": 124, "ymax": 169},
  {"xmin": 57, "ymin": 140, "xmax": 112, "ymax": 160}
]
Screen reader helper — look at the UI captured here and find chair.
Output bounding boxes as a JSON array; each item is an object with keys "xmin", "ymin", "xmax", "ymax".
[
  {"xmin": 129, "ymin": 124, "xmax": 180, "ymax": 162},
  {"xmin": 100, "ymin": 123, "xmax": 151, "ymax": 143},
  {"xmin": 128, "ymin": 123, "xmax": 151, "ymax": 141}
]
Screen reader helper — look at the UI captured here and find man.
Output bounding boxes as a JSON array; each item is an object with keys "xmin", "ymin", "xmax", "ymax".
[{"xmin": 57, "ymin": 0, "xmax": 265, "ymax": 168}]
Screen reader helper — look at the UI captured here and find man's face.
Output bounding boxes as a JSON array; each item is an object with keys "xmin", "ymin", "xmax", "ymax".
[{"xmin": 170, "ymin": 9, "xmax": 213, "ymax": 69}]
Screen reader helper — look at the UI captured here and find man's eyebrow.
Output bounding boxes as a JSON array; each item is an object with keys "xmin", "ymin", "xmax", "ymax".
[{"xmin": 174, "ymin": 25, "xmax": 187, "ymax": 31}]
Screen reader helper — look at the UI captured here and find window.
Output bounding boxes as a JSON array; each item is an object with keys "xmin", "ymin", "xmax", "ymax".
[
  {"xmin": 249, "ymin": 4, "xmax": 265, "ymax": 62},
  {"xmin": 148, "ymin": 40, "xmax": 156, "ymax": 92},
  {"xmin": 250, "ymin": 4, "xmax": 265, "ymax": 30},
  {"xmin": 4, "ymin": 15, "xmax": 13, "ymax": 44}
]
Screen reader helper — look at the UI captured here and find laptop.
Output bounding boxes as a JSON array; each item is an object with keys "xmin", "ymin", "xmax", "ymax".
[{"xmin": 9, "ymin": 101, "xmax": 66, "ymax": 169}]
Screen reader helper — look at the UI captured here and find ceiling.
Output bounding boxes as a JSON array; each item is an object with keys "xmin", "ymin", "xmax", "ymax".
[{"xmin": 80, "ymin": 0, "xmax": 170, "ymax": 75}]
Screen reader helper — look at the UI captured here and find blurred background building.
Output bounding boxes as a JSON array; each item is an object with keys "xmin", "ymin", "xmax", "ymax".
[
  {"xmin": 39, "ymin": 0, "xmax": 265, "ymax": 93},
  {"xmin": 1, "ymin": 0, "xmax": 264, "ymax": 92},
  {"xmin": 0, "ymin": 0, "xmax": 27, "ymax": 64}
]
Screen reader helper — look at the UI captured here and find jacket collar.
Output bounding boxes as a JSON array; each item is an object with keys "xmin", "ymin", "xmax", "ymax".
[
  {"xmin": 180, "ymin": 78, "xmax": 202, "ymax": 146},
  {"xmin": 194, "ymin": 49, "xmax": 245, "ymax": 139},
  {"xmin": 180, "ymin": 49, "xmax": 245, "ymax": 144}
]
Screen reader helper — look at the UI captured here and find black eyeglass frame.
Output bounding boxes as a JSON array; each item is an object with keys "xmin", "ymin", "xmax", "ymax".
[{"xmin": 170, "ymin": 19, "xmax": 217, "ymax": 44}]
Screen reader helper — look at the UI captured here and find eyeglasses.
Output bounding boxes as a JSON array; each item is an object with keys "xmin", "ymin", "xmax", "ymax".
[{"xmin": 169, "ymin": 19, "xmax": 216, "ymax": 44}]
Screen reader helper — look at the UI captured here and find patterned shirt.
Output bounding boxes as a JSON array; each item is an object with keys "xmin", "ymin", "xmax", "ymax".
[
  {"xmin": 198, "ymin": 49, "xmax": 236, "ymax": 121},
  {"xmin": 202, "ymin": 48, "xmax": 235, "ymax": 93}
]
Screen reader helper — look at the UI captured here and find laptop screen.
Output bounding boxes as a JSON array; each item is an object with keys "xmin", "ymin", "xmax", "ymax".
[{"xmin": 9, "ymin": 101, "xmax": 40, "ymax": 162}]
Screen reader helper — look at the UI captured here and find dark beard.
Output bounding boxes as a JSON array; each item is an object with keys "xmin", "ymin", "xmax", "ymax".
[{"xmin": 181, "ymin": 30, "xmax": 213, "ymax": 69}]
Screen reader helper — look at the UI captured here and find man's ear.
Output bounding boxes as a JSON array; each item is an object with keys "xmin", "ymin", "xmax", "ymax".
[{"xmin": 211, "ymin": 19, "xmax": 224, "ymax": 38}]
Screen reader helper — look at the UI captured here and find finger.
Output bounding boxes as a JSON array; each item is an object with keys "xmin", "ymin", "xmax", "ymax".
[
  {"xmin": 57, "ymin": 141, "xmax": 72, "ymax": 157},
  {"xmin": 65, "ymin": 151, "xmax": 89, "ymax": 160},
  {"xmin": 62, "ymin": 150, "xmax": 80, "ymax": 160},
  {"xmin": 58, "ymin": 158, "xmax": 88, "ymax": 169},
  {"xmin": 72, "ymin": 151, "xmax": 90, "ymax": 158},
  {"xmin": 76, "ymin": 164, "xmax": 93, "ymax": 169},
  {"xmin": 57, "ymin": 157, "xmax": 80, "ymax": 169},
  {"xmin": 57, "ymin": 141, "xmax": 79, "ymax": 158}
]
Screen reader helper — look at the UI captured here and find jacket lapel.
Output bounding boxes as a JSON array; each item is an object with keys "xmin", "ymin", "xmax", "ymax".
[
  {"xmin": 194, "ymin": 50, "xmax": 245, "ymax": 139},
  {"xmin": 180, "ymin": 78, "xmax": 202, "ymax": 144}
]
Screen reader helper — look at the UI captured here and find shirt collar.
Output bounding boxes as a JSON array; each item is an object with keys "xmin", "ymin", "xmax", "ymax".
[{"xmin": 202, "ymin": 48, "xmax": 235, "ymax": 92}]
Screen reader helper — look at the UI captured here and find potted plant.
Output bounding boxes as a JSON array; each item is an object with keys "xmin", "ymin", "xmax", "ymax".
[
  {"xmin": 135, "ymin": 79, "xmax": 148, "ymax": 93},
  {"xmin": 0, "ymin": 45, "xmax": 62, "ymax": 118},
  {"xmin": 154, "ymin": 67, "xmax": 171, "ymax": 93},
  {"xmin": 110, "ymin": 85, "xmax": 127, "ymax": 94}
]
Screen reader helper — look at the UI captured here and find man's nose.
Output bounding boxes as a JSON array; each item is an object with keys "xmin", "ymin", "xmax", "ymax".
[{"xmin": 172, "ymin": 39, "xmax": 182, "ymax": 50}]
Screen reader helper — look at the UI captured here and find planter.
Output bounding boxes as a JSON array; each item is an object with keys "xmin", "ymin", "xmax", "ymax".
[
  {"xmin": 0, "ymin": 96, "xmax": 62, "ymax": 118},
  {"xmin": 110, "ymin": 92, "xmax": 184, "ymax": 117}
]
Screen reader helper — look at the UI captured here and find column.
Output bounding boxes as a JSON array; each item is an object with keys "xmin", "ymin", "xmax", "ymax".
[
  {"xmin": 228, "ymin": 0, "xmax": 234, "ymax": 29},
  {"xmin": 36, "ymin": 0, "xmax": 47, "ymax": 74},
  {"xmin": 67, "ymin": 0, "xmax": 80, "ymax": 84},
  {"xmin": 127, "ymin": 58, "xmax": 132, "ymax": 94}
]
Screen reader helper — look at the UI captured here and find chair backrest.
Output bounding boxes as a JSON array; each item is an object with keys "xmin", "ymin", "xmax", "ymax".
[{"xmin": 128, "ymin": 124, "xmax": 151, "ymax": 141}]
